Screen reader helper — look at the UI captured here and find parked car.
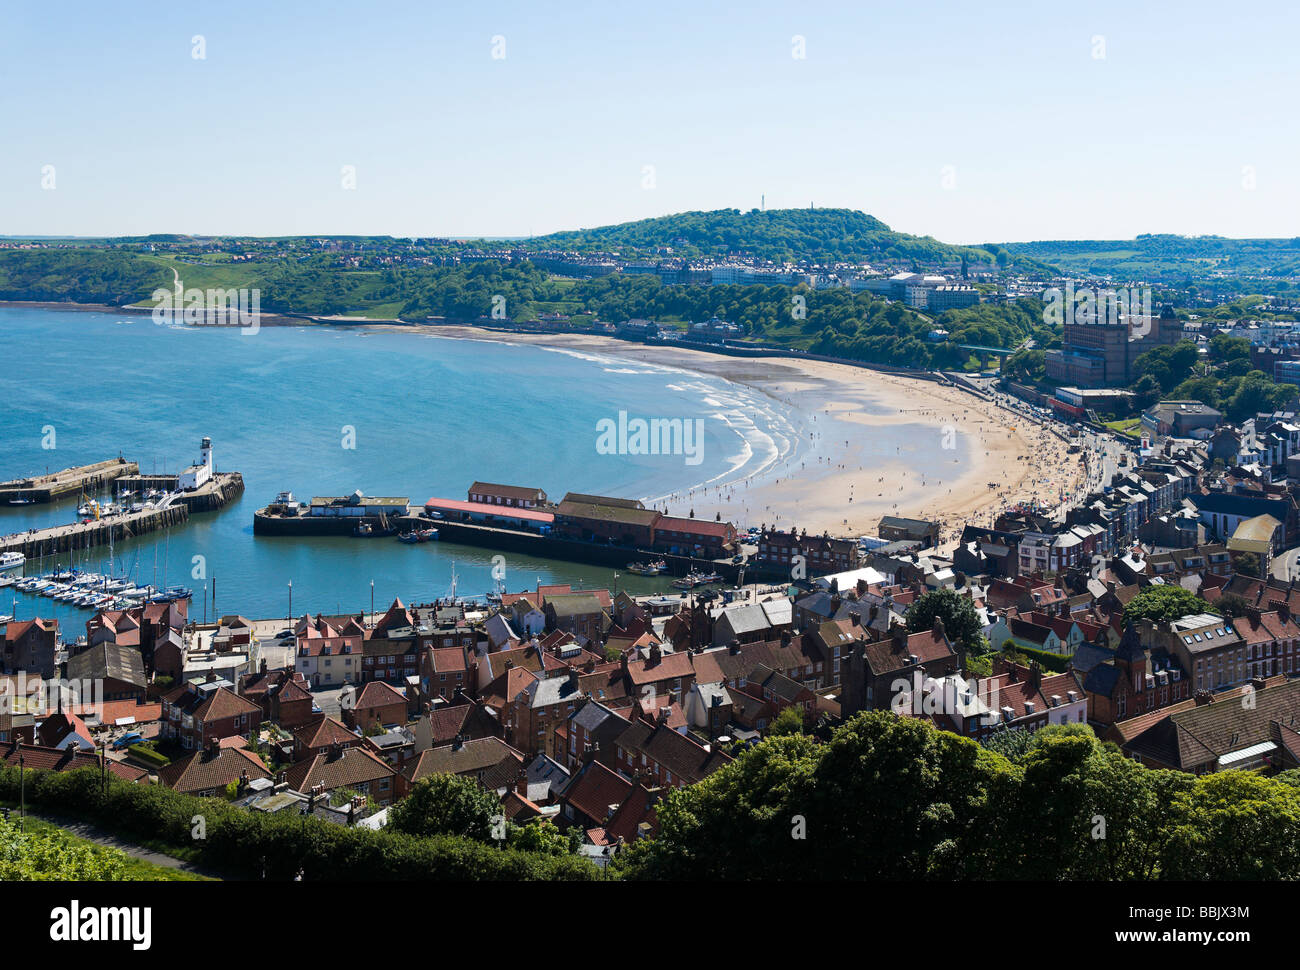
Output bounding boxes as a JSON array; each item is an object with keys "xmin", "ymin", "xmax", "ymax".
[{"xmin": 112, "ymin": 732, "xmax": 143, "ymax": 750}]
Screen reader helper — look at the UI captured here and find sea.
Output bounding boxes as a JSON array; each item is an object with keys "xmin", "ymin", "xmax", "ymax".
[{"xmin": 0, "ymin": 306, "xmax": 828, "ymax": 626}]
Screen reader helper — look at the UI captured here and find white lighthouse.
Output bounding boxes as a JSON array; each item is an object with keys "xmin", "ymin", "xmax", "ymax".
[{"xmin": 178, "ymin": 436, "xmax": 213, "ymax": 491}]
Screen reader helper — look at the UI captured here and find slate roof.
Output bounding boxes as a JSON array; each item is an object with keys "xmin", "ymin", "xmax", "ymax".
[
  {"xmin": 1123, "ymin": 677, "xmax": 1300, "ymax": 770},
  {"xmin": 67, "ymin": 643, "xmax": 146, "ymax": 689},
  {"xmin": 614, "ymin": 716, "xmax": 731, "ymax": 784}
]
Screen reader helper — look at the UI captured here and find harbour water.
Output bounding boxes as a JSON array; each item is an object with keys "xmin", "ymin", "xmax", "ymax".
[{"xmin": 1, "ymin": 306, "xmax": 829, "ymax": 625}]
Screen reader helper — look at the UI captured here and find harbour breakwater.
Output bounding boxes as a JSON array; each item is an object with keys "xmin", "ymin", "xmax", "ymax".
[
  {"xmin": 0, "ymin": 472, "xmax": 244, "ymax": 558},
  {"xmin": 400, "ymin": 516, "xmax": 763, "ymax": 582},
  {"xmin": 0, "ymin": 458, "xmax": 138, "ymax": 505}
]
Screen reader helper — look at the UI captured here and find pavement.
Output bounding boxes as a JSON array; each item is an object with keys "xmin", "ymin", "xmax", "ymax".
[
  {"xmin": 18, "ymin": 809, "xmax": 217, "ymax": 878},
  {"xmin": 1270, "ymin": 546, "xmax": 1300, "ymax": 582}
]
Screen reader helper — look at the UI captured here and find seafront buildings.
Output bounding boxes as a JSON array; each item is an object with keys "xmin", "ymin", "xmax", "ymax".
[{"xmin": 10, "ymin": 378, "xmax": 1300, "ymax": 866}]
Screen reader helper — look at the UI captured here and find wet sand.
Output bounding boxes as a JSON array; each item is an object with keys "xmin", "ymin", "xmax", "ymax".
[{"xmin": 371, "ymin": 325, "xmax": 1087, "ymax": 542}]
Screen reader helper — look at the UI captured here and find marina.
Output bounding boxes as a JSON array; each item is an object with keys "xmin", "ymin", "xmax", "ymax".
[{"xmin": 0, "ymin": 471, "xmax": 243, "ymax": 559}]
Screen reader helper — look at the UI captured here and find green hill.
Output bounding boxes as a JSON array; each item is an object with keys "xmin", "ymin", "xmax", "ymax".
[
  {"xmin": 531, "ymin": 207, "xmax": 1025, "ymax": 268},
  {"xmin": 1003, "ymin": 234, "xmax": 1300, "ymax": 283}
]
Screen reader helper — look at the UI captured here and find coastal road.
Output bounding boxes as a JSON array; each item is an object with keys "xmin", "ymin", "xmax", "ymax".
[{"xmin": 1270, "ymin": 547, "xmax": 1300, "ymax": 582}]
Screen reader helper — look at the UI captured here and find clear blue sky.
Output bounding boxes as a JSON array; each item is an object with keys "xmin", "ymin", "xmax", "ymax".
[{"xmin": 2, "ymin": 0, "xmax": 1296, "ymax": 243}]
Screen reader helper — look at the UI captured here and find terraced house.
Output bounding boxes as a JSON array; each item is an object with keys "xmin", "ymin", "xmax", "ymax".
[
  {"xmin": 161, "ymin": 679, "xmax": 261, "ymax": 749},
  {"xmin": 295, "ymin": 613, "xmax": 364, "ymax": 687}
]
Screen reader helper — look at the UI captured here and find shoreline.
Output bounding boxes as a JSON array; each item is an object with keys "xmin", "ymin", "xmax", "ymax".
[
  {"xmin": 0, "ymin": 299, "xmax": 310, "ymax": 328},
  {"xmin": 2, "ymin": 302, "xmax": 1086, "ymax": 544},
  {"xmin": 364, "ymin": 324, "xmax": 1087, "ymax": 544}
]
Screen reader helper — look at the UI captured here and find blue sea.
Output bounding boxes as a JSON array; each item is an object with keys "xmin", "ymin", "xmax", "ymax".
[{"xmin": 0, "ymin": 306, "xmax": 815, "ymax": 625}]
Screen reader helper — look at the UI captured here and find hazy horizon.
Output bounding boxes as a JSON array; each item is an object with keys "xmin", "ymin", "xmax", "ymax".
[{"xmin": 3, "ymin": 0, "xmax": 1297, "ymax": 242}]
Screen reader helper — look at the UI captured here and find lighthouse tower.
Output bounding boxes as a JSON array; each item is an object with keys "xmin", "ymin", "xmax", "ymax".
[{"xmin": 179, "ymin": 436, "xmax": 214, "ymax": 491}]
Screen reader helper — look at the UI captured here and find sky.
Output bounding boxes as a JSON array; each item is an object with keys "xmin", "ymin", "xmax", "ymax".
[{"xmin": 1, "ymin": 0, "xmax": 1297, "ymax": 243}]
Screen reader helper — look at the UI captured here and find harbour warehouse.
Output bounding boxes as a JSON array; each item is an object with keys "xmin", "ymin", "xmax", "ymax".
[
  {"xmin": 253, "ymin": 491, "xmax": 411, "ymax": 535},
  {"xmin": 255, "ymin": 483, "xmax": 738, "ymax": 558}
]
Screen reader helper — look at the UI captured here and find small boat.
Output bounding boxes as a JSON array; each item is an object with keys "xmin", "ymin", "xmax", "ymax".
[
  {"xmin": 417, "ymin": 528, "xmax": 438, "ymax": 542},
  {"xmin": 673, "ymin": 570, "xmax": 721, "ymax": 589},
  {"xmin": 7, "ymin": 498, "xmax": 33, "ymax": 506},
  {"xmin": 397, "ymin": 531, "xmax": 420, "ymax": 544},
  {"xmin": 627, "ymin": 560, "xmax": 666, "ymax": 576},
  {"xmin": 354, "ymin": 522, "xmax": 375, "ymax": 537},
  {"xmin": 149, "ymin": 585, "xmax": 192, "ymax": 603},
  {"xmin": 0, "ymin": 551, "xmax": 24, "ymax": 573}
]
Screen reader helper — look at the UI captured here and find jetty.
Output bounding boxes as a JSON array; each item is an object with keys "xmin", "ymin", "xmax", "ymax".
[
  {"xmin": 0, "ymin": 472, "xmax": 244, "ymax": 558},
  {"xmin": 0, "ymin": 458, "xmax": 138, "ymax": 505},
  {"xmin": 388, "ymin": 514, "xmax": 756, "ymax": 582}
]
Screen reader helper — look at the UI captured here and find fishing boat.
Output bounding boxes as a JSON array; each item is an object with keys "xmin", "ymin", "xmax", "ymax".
[
  {"xmin": 354, "ymin": 522, "xmax": 375, "ymax": 537},
  {"xmin": 673, "ymin": 570, "xmax": 721, "ymax": 589},
  {"xmin": 397, "ymin": 531, "xmax": 420, "ymax": 544},
  {"xmin": 626, "ymin": 560, "xmax": 666, "ymax": 576},
  {"xmin": 148, "ymin": 585, "xmax": 192, "ymax": 603},
  {"xmin": 417, "ymin": 528, "xmax": 438, "ymax": 542},
  {"xmin": 0, "ymin": 551, "xmax": 24, "ymax": 573}
]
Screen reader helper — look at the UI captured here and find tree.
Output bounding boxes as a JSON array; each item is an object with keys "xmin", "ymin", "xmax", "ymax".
[
  {"xmin": 505, "ymin": 819, "xmax": 577, "ymax": 856},
  {"xmin": 1232, "ymin": 552, "xmax": 1262, "ymax": 578},
  {"xmin": 906, "ymin": 588, "xmax": 982, "ymax": 648},
  {"xmin": 768, "ymin": 705, "xmax": 806, "ymax": 736},
  {"xmin": 616, "ymin": 709, "xmax": 1300, "ymax": 881},
  {"xmin": 1130, "ymin": 374, "xmax": 1162, "ymax": 411},
  {"xmin": 1215, "ymin": 592, "xmax": 1254, "ymax": 617},
  {"xmin": 1160, "ymin": 772, "xmax": 1300, "ymax": 880},
  {"xmin": 1122, "ymin": 585, "xmax": 1216, "ymax": 626},
  {"xmin": 387, "ymin": 773, "xmax": 500, "ymax": 842}
]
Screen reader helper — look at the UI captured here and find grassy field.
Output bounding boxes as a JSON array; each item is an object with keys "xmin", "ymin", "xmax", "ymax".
[{"xmin": 1104, "ymin": 417, "xmax": 1143, "ymax": 437}]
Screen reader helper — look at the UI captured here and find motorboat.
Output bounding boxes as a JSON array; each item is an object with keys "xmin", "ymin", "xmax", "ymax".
[{"xmin": 627, "ymin": 560, "xmax": 666, "ymax": 576}]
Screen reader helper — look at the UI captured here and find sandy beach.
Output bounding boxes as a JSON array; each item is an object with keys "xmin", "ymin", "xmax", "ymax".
[
  {"xmin": 6, "ymin": 299, "xmax": 1085, "ymax": 545},
  {"xmin": 369, "ymin": 324, "xmax": 1088, "ymax": 545}
]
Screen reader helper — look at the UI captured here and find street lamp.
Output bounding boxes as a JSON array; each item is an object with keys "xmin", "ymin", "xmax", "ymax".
[
  {"xmin": 370, "ymin": 580, "xmax": 374, "ymax": 628},
  {"xmin": 288, "ymin": 580, "xmax": 293, "ymax": 621}
]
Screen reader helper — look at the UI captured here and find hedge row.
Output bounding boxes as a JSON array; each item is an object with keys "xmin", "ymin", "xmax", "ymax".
[
  {"xmin": 0, "ymin": 767, "xmax": 598, "ymax": 881},
  {"xmin": 1009, "ymin": 644, "xmax": 1071, "ymax": 674}
]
